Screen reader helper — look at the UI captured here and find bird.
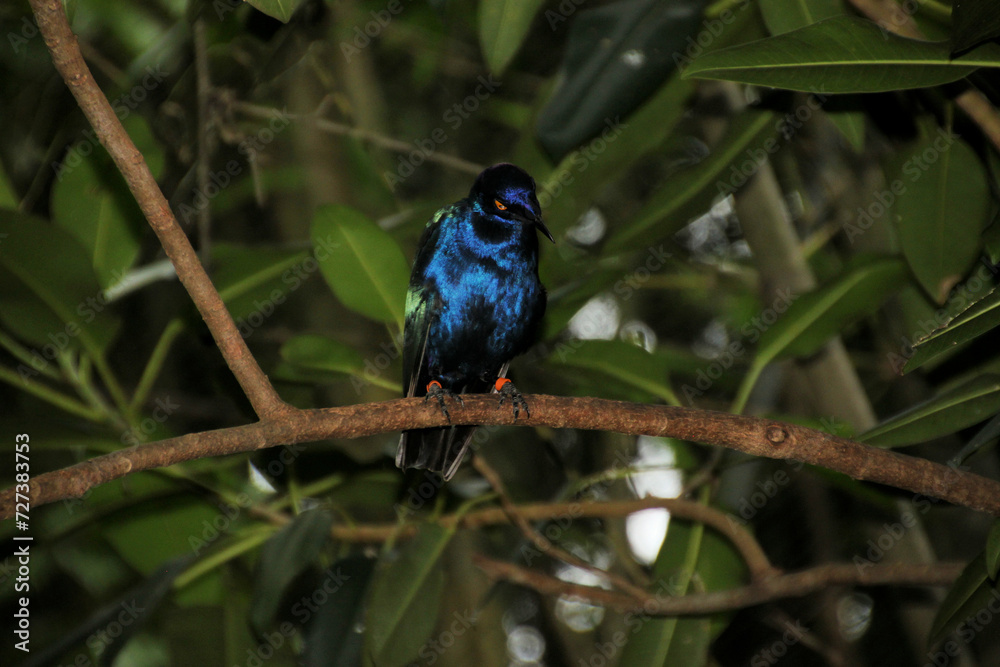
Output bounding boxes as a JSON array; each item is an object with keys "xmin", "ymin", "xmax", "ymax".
[{"xmin": 396, "ymin": 163, "xmax": 554, "ymax": 480}]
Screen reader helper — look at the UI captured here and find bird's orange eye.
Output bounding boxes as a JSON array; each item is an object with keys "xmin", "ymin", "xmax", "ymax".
[{"xmin": 494, "ymin": 199, "xmax": 507, "ymax": 211}]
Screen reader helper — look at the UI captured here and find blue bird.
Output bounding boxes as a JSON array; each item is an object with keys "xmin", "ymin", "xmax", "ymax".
[{"xmin": 396, "ymin": 163, "xmax": 554, "ymax": 480}]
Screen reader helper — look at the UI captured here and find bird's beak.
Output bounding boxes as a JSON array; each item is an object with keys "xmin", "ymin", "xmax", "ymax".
[{"xmin": 534, "ymin": 218, "xmax": 555, "ymax": 243}]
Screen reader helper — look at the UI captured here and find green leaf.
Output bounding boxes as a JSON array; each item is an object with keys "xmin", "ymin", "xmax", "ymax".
[
  {"xmin": 538, "ymin": 75, "xmax": 695, "ymax": 236},
  {"xmin": 608, "ymin": 110, "xmax": 777, "ymax": 251},
  {"xmin": 658, "ymin": 617, "xmax": 711, "ymax": 666},
  {"xmin": 0, "ymin": 161, "xmax": 17, "ymax": 208},
  {"xmin": 250, "ymin": 509, "xmax": 334, "ymax": 633},
  {"xmin": 127, "ymin": 112, "xmax": 166, "ymax": 180},
  {"xmin": 548, "ymin": 339, "xmax": 675, "ymax": 402},
  {"xmin": 279, "ymin": 334, "xmax": 401, "ymax": 392},
  {"xmin": 827, "ymin": 106, "xmax": 866, "ymax": 152},
  {"xmin": 20, "ymin": 557, "xmax": 189, "ymax": 667},
  {"xmin": 983, "ymin": 214, "xmax": 1000, "ymax": 265},
  {"xmin": 904, "ymin": 286, "xmax": 1000, "ymax": 373},
  {"xmin": 244, "ymin": 0, "xmax": 305, "ymax": 23},
  {"xmin": 365, "ymin": 524, "xmax": 453, "ymax": 667},
  {"xmin": 478, "ymin": 0, "xmax": 545, "ymax": 74},
  {"xmin": 757, "ymin": 257, "xmax": 907, "ymax": 360},
  {"xmin": 52, "ymin": 149, "xmax": 144, "ymax": 290},
  {"xmin": 860, "ymin": 374, "xmax": 1000, "ymax": 448},
  {"xmin": 174, "ymin": 567, "xmax": 224, "ymax": 607},
  {"xmin": 0, "ymin": 209, "xmax": 120, "ymax": 354},
  {"xmin": 213, "ymin": 243, "xmax": 310, "ymax": 322},
  {"xmin": 302, "ymin": 556, "xmax": 377, "ymax": 667},
  {"xmin": 730, "ymin": 256, "xmax": 907, "ymax": 412},
  {"xmin": 619, "ymin": 509, "xmax": 709, "ymax": 664},
  {"xmin": 695, "ymin": 527, "xmax": 749, "ymax": 637},
  {"xmin": 950, "ymin": 412, "xmax": 1000, "ymax": 466},
  {"xmin": 952, "ymin": 0, "xmax": 1000, "ymax": 54},
  {"xmin": 280, "ymin": 334, "xmax": 366, "ymax": 375},
  {"xmin": 311, "ymin": 204, "xmax": 410, "ymax": 331},
  {"xmin": 893, "ymin": 131, "xmax": 990, "ymax": 304},
  {"xmin": 987, "ymin": 521, "xmax": 1000, "ymax": 580},
  {"xmin": 683, "ymin": 16, "xmax": 1000, "ymax": 93},
  {"xmin": 929, "ymin": 554, "xmax": 996, "ymax": 646},
  {"xmin": 104, "ymin": 496, "xmax": 220, "ymax": 574},
  {"xmin": 535, "ymin": 0, "xmax": 709, "ymax": 159},
  {"xmin": 51, "ymin": 113, "xmax": 159, "ymax": 289},
  {"xmin": 759, "ymin": 0, "xmax": 844, "ymax": 35},
  {"xmin": 327, "ymin": 471, "xmax": 401, "ymax": 510}
]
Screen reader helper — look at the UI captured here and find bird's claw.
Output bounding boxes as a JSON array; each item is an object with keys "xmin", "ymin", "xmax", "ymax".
[
  {"xmin": 497, "ymin": 379, "xmax": 529, "ymax": 420},
  {"xmin": 424, "ymin": 381, "xmax": 462, "ymax": 423}
]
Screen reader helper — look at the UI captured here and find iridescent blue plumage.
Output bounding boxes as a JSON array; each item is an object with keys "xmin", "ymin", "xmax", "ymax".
[{"xmin": 396, "ymin": 163, "xmax": 553, "ymax": 480}]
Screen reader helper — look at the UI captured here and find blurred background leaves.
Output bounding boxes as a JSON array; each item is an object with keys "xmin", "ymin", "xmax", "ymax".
[{"xmin": 3, "ymin": 0, "xmax": 1000, "ymax": 665}]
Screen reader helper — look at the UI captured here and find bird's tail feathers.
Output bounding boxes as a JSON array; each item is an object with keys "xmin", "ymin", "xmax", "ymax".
[
  {"xmin": 397, "ymin": 426, "xmax": 476, "ymax": 481},
  {"xmin": 397, "ymin": 368, "xmax": 505, "ymax": 480}
]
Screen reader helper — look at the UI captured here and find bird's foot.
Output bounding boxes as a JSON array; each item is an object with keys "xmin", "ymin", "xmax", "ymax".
[
  {"xmin": 424, "ymin": 380, "xmax": 463, "ymax": 423},
  {"xmin": 495, "ymin": 378, "xmax": 529, "ymax": 420}
]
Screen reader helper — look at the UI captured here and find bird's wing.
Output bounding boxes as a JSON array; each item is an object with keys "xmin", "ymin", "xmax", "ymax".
[
  {"xmin": 398, "ymin": 282, "xmax": 470, "ymax": 476},
  {"xmin": 402, "ymin": 205, "xmax": 449, "ymax": 399},
  {"xmin": 398, "ymin": 201, "xmax": 488, "ymax": 479},
  {"xmin": 402, "ymin": 284, "xmax": 439, "ymax": 399}
]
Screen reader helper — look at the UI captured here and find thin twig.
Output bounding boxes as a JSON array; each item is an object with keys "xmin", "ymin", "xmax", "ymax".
[
  {"xmin": 318, "ymin": 496, "xmax": 773, "ymax": 579},
  {"xmin": 955, "ymin": 89, "xmax": 1000, "ymax": 151},
  {"xmin": 472, "ymin": 457, "xmax": 656, "ymax": 599},
  {"xmin": 231, "ymin": 100, "xmax": 484, "ymax": 176},
  {"xmin": 473, "ymin": 555, "xmax": 963, "ymax": 616},
  {"xmin": 193, "ymin": 17, "xmax": 213, "ymax": 262}
]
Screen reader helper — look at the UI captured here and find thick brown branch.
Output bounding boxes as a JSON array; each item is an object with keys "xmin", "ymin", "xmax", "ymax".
[
  {"xmin": 4, "ymin": 396, "xmax": 999, "ymax": 519},
  {"xmin": 473, "ymin": 556, "xmax": 964, "ymax": 615},
  {"xmin": 28, "ymin": 0, "xmax": 289, "ymax": 420}
]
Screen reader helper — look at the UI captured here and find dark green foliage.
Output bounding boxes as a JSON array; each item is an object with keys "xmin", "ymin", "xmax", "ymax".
[{"xmin": 4, "ymin": 0, "xmax": 1000, "ymax": 665}]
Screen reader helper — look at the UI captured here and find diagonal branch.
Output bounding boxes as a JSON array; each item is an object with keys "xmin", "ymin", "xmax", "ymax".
[
  {"xmin": 473, "ymin": 555, "xmax": 964, "ymax": 616},
  {"xmin": 4, "ymin": 396, "xmax": 1000, "ymax": 519},
  {"xmin": 232, "ymin": 100, "xmax": 485, "ymax": 176},
  {"xmin": 472, "ymin": 457, "xmax": 660, "ymax": 599},
  {"xmin": 28, "ymin": 0, "xmax": 290, "ymax": 420}
]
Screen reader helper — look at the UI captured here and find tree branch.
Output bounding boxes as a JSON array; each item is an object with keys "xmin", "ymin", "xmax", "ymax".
[
  {"xmin": 231, "ymin": 100, "xmax": 485, "ymax": 177},
  {"xmin": 28, "ymin": 0, "xmax": 290, "ymax": 420},
  {"xmin": 472, "ymin": 556, "xmax": 964, "ymax": 615},
  {"xmin": 472, "ymin": 456, "xmax": 658, "ymax": 598},
  {"xmin": 332, "ymin": 496, "xmax": 774, "ymax": 579},
  {"xmin": 4, "ymin": 396, "xmax": 1000, "ymax": 519},
  {"xmin": 250, "ymin": 494, "xmax": 773, "ymax": 579}
]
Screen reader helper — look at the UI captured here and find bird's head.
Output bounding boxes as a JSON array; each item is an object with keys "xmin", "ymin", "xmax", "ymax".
[{"xmin": 470, "ymin": 163, "xmax": 555, "ymax": 243}]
